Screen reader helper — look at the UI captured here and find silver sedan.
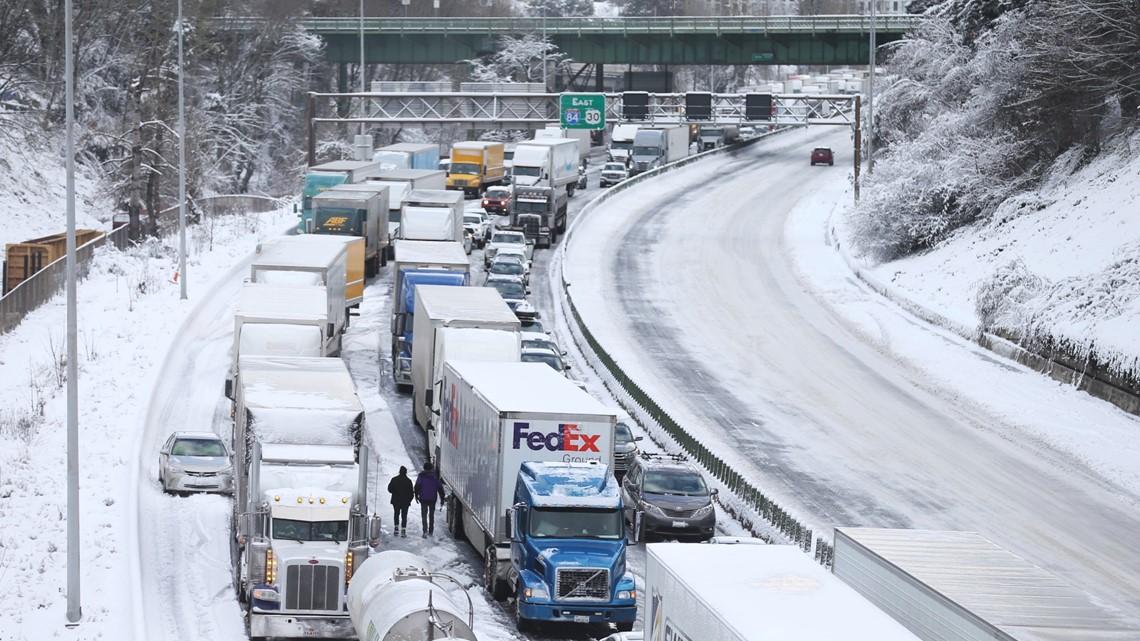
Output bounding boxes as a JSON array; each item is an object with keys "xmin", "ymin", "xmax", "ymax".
[{"xmin": 158, "ymin": 431, "xmax": 234, "ymax": 495}]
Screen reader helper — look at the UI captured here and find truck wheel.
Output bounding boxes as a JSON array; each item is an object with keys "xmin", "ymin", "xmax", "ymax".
[
  {"xmin": 485, "ymin": 544, "xmax": 508, "ymax": 601},
  {"xmin": 616, "ymin": 621, "xmax": 634, "ymax": 632},
  {"xmin": 515, "ymin": 587, "xmax": 534, "ymax": 632},
  {"xmin": 567, "ymin": 185, "xmax": 575, "ymax": 197},
  {"xmin": 380, "ymin": 249, "xmax": 388, "ymax": 267},
  {"xmin": 449, "ymin": 495, "xmax": 465, "ymax": 539}
]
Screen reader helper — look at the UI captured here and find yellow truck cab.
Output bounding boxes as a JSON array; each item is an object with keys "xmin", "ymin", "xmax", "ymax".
[{"xmin": 446, "ymin": 141, "xmax": 505, "ymax": 196}]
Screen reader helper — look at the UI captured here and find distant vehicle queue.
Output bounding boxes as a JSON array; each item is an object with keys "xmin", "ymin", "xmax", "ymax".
[{"xmin": 159, "ymin": 120, "xmax": 736, "ymax": 640}]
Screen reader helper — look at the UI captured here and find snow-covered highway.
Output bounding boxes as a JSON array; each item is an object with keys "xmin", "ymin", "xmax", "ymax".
[{"xmin": 562, "ymin": 127, "xmax": 1140, "ymax": 621}]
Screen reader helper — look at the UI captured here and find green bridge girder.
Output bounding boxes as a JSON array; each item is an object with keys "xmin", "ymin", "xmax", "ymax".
[{"xmin": 246, "ymin": 15, "xmax": 923, "ymax": 66}]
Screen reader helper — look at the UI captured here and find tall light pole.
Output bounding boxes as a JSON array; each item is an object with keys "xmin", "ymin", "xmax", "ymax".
[
  {"xmin": 359, "ymin": 0, "xmax": 366, "ymax": 137},
  {"xmin": 542, "ymin": 1, "xmax": 548, "ymax": 91},
  {"xmin": 867, "ymin": 0, "xmax": 877, "ymax": 174},
  {"xmin": 65, "ymin": 0, "xmax": 82, "ymax": 623},
  {"xmin": 178, "ymin": 0, "xmax": 187, "ymax": 301}
]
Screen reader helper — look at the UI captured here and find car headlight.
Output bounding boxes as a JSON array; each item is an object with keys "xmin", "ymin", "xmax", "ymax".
[
  {"xmin": 523, "ymin": 584, "xmax": 549, "ymax": 600},
  {"xmin": 639, "ymin": 500, "xmax": 665, "ymax": 516},
  {"xmin": 165, "ymin": 460, "xmax": 185, "ymax": 473},
  {"xmin": 692, "ymin": 503, "xmax": 715, "ymax": 519},
  {"xmin": 616, "ymin": 589, "xmax": 636, "ymax": 600},
  {"xmin": 252, "ymin": 587, "xmax": 279, "ymax": 601}
]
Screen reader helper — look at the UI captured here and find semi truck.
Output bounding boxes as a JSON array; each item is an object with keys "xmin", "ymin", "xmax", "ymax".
[
  {"xmin": 446, "ymin": 141, "xmax": 505, "ymax": 196},
  {"xmin": 508, "ymin": 186, "xmax": 567, "ymax": 248},
  {"xmin": 366, "ymin": 169, "xmax": 447, "ymax": 247},
  {"xmin": 311, "ymin": 183, "xmax": 390, "ymax": 275},
  {"xmin": 630, "ymin": 126, "xmax": 688, "ymax": 175},
  {"xmin": 438, "ymin": 361, "xmax": 631, "ymax": 630},
  {"xmin": 832, "ymin": 528, "xmax": 1140, "ymax": 641},
  {"xmin": 697, "ymin": 124, "xmax": 741, "ymax": 151},
  {"xmin": 410, "ymin": 285, "xmax": 521, "ymax": 457},
  {"xmin": 258, "ymin": 234, "xmax": 365, "ymax": 311},
  {"xmin": 607, "ymin": 124, "xmax": 640, "ymax": 164},
  {"xmin": 231, "ymin": 355, "xmax": 378, "ymax": 640},
  {"xmin": 536, "ymin": 124, "xmax": 591, "ymax": 167},
  {"xmin": 398, "ymin": 189, "xmax": 465, "ymax": 242},
  {"xmin": 645, "ymin": 542, "xmax": 923, "ymax": 641},
  {"xmin": 511, "ymin": 138, "xmax": 579, "ymax": 196},
  {"xmin": 250, "ymin": 237, "xmax": 348, "ymax": 335},
  {"xmin": 390, "ymin": 240, "xmax": 471, "ymax": 390},
  {"xmin": 300, "ymin": 160, "xmax": 387, "ymax": 232},
  {"xmin": 372, "ymin": 143, "xmax": 440, "ymax": 171},
  {"xmin": 226, "ymin": 282, "xmax": 335, "ymax": 399}
]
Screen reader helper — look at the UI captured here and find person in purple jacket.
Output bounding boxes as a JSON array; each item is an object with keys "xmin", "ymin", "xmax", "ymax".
[{"xmin": 413, "ymin": 461, "xmax": 446, "ymax": 537}]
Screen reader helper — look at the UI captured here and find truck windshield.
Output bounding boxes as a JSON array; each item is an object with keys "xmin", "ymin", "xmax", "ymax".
[
  {"xmin": 529, "ymin": 508, "xmax": 623, "ymax": 539},
  {"xmin": 314, "ymin": 207, "xmax": 364, "ymax": 236},
  {"xmin": 272, "ymin": 518, "xmax": 349, "ymax": 542},
  {"xmin": 632, "ymin": 146, "xmax": 658, "ymax": 156},
  {"xmin": 611, "ymin": 141, "xmax": 632, "ymax": 150},
  {"xmin": 515, "ymin": 200, "xmax": 545, "ymax": 214},
  {"xmin": 513, "ymin": 166, "xmax": 540, "ymax": 178},
  {"xmin": 451, "ymin": 162, "xmax": 480, "ymax": 175}
]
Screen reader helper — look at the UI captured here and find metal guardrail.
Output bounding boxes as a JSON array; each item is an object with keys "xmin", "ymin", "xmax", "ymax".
[
  {"xmin": 255, "ymin": 14, "xmax": 924, "ymax": 36},
  {"xmin": 1, "ymin": 195, "xmax": 284, "ymax": 335}
]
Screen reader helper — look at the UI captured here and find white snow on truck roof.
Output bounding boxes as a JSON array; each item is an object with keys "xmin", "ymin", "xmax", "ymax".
[{"xmin": 447, "ymin": 361, "xmax": 616, "ymax": 416}]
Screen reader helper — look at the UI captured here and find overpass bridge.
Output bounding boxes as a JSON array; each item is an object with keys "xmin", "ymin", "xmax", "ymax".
[{"xmin": 224, "ymin": 15, "xmax": 922, "ymax": 66}]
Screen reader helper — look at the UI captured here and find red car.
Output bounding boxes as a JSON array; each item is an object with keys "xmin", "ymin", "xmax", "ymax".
[
  {"xmin": 810, "ymin": 147, "xmax": 834, "ymax": 166},
  {"xmin": 481, "ymin": 186, "xmax": 512, "ymax": 213}
]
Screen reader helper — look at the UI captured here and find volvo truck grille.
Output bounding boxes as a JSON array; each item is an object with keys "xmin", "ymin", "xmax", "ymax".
[
  {"xmin": 556, "ymin": 567, "xmax": 610, "ymax": 600},
  {"xmin": 284, "ymin": 563, "xmax": 341, "ymax": 611}
]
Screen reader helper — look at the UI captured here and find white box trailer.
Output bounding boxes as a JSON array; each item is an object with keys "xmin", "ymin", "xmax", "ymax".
[
  {"xmin": 646, "ymin": 542, "xmax": 923, "ymax": 641},
  {"xmin": 832, "ymin": 528, "xmax": 1140, "ymax": 641},
  {"xmin": 367, "ymin": 169, "xmax": 447, "ymax": 246},
  {"xmin": 398, "ymin": 189, "xmax": 465, "ymax": 242},
  {"xmin": 410, "ymin": 285, "xmax": 520, "ymax": 453},
  {"xmin": 250, "ymin": 237, "xmax": 348, "ymax": 346},
  {"xmin": 512, "ymin": 138, "xmax": 579, "ymax": 195},
  {"xmin": 226, "ymin": 283, "xmax": 334, "ymax": 398},
  {"xmin": 438, "ymin": 361, "xmax": 616, "ymax": 570}
]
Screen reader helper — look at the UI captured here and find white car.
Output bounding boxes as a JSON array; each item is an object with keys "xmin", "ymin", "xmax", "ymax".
[
  {"xmin": 600, "ymin": 162, "xmax": 630, "ymax": 187},
  {"xmin": 158, "ymin": 431, "xmax": 234, "ymax": 495},
  {"xmin": 484, "ymin": 230, "xmax": 533, "ymax": 267},
  {"xmin": 487, "ymin": 255, "xmax": 529, "ymax": 286}
]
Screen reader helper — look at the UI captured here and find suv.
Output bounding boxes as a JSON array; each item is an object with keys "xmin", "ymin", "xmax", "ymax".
[
  {"xmin": 484, "ymin": 230, "xmax": 532, "ymax": 267},
  {"xmin": 613, "ymin": 412, "xmax": 643, "ymax": 477},
  {"xmin": 620, "ymin": 453, "xmax": 716, "ymax": 542},
  {"xmin": 600, "ymin": 162, "xmax": 630, "ymax": 187},
  {"xmin": 463, "ymin": 211, "xmax": 494, "ymax": 248},
  {"xmin": 810, "ymin": 147, "xmax": 834, "ymax": 166}
]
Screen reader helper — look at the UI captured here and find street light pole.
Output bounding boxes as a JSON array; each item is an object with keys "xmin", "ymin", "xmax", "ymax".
[
  {"xmin": 64, "ymin": 0, "xmax": 82, "ymax": 623},
  {"xmin": 867, "ymin": 0, "xmax": 877, "ymax": 174},
  {"xmin": 178, "ymin": 0, "xmax": 187, "ymax": 301},
  {"xmin": 359, "ymin": 0, "xmax": 366, "ymax": 137},
  {"xmin": 542, "ymin": 2, "xmax": 547, "ymax": 90}
]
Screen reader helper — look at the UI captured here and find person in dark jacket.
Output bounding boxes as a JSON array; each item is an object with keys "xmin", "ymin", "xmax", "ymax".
[
  {"xmin": 387, "ymin": 466, "xmax": 414, "ymax": 537},
  {"xmin": 413, "ymin": 461, "xmax": 446, "ymax": 537}
]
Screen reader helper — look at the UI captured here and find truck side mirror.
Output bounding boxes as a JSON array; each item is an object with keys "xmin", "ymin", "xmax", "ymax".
[
  {"xmin": 224, "ymin": 379, "xmax": 234, "ymax": 400},
  {"xmin": 629, "ymin": 511, "xmax": 642, "ymax": 545},
  {"xmin": 425, "ymin": 389, "xmax": 433, "ymax": 409},
  {"xmin": 327, "ymin": 322, "xmax": 336, "ymax": 337}
]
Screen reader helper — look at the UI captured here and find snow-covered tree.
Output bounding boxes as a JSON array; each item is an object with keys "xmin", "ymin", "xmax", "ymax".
[
  {"xmin": 464, "ymin": 34, "xmax": 572, "ymax": 84},
  {"xmin": 523, "ymin": 0, "xmax": 595, "ymax": 17}
]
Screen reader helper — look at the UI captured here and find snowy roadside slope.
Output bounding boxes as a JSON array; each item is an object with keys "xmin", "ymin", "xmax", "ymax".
[
  {"xmin": 0, "ymin": 210, "xmax": 294, "ymax": 640},
  {"xmin": 851, "ymin": 132, "xmax": 1140, "ymax": 372}
]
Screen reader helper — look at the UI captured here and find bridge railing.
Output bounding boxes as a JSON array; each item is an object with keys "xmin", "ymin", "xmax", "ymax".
[{"xmin": 285, "ymin": 14, "xmax": 924, "ymax": 35}]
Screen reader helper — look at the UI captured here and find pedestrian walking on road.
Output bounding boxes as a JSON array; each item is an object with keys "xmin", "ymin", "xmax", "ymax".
[
  {"xmin": 387, "ymin": 466, "xmax": 414, "ymax": 538},
  {"xmin": 414, "ymin": 461, "xmax": 446, "ymax": 537}
]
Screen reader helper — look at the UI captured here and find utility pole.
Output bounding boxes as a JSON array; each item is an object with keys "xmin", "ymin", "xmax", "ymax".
[
  {"xmin": 867, "ymin": 0, "xmax": 877, "ymax": 174},
  {"xmin": 178, "ymin": 0, "xmax": 187, "ymax": 301}
]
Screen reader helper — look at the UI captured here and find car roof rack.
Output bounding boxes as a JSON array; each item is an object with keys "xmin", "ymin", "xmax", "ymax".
[{"xmin": 639, "ymin": 451, "xmax": 687, "ymax": 463}]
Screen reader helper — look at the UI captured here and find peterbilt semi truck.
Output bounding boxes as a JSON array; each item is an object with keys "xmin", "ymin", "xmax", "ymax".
[{"xmin": 231, "ymin": 355, "xmax": 379, "ymax": 639}]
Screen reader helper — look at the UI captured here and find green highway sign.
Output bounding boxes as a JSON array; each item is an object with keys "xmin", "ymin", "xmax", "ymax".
[
  {"xmin": 560, "ymin": 93, "xmax": 606, "ymax": 130},
  {"xmin": 751, "ymin": 52, "xmax": 775, "ymax": 62}
]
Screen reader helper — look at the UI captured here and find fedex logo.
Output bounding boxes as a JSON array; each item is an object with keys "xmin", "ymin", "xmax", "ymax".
[{"xmin": 512, "ymin": 422, "xmax": 600, "ymax": 452}]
